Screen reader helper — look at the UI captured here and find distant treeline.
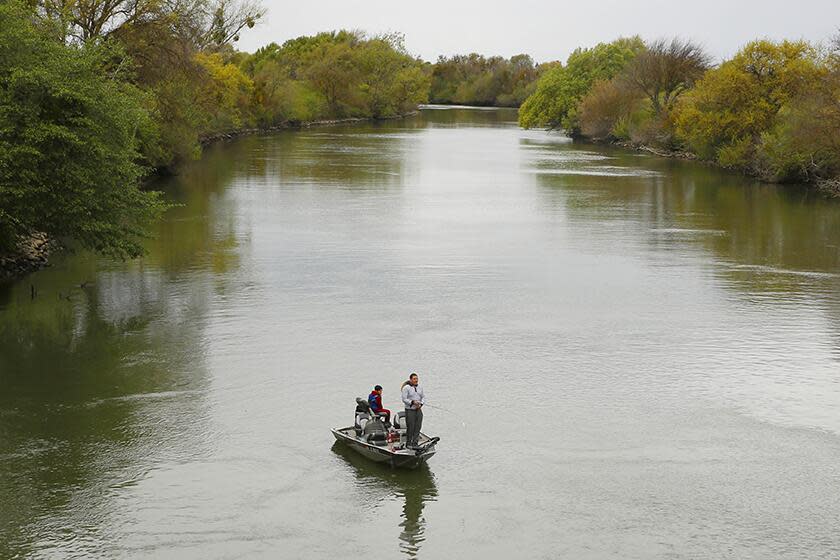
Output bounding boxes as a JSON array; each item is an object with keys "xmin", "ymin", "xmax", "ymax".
[
  {"xmin": 428, "ymin": 54, "xmax": 552, "ymax": 107},
  {"xmin": 519, "ymin": 36, "xmax": 840, "ymax": 186}
]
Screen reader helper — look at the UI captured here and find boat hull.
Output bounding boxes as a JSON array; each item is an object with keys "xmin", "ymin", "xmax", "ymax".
[{"xmin": 331, "ymin": 427, "xmax": 438, "ymax": 469}]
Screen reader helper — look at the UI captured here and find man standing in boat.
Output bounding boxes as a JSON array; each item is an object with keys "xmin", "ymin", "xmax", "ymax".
[{"xmin": 401, "ymin": 373, "xmax": 426, "ymax": 449}]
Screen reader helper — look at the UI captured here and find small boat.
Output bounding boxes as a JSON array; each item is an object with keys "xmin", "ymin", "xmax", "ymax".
[{"xmin": 331, "ymin": 398, "xmax": 440, "ymax": 469}]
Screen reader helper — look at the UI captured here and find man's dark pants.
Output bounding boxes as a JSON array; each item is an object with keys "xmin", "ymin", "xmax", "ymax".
[{"xmin": 405, "ymin": 407, "xmax": 423, "ymax": 446}]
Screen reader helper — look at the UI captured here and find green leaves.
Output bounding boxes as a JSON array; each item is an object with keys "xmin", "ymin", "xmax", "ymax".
[
  {"xmin": 429, "ymin": 54, "xmax": 540, "ymax": 108},
  {"xmin": 0, "ymin": 1, "xmax": 169, "ymax": 259},
  {"xmin": 245, "ymin": 30, "xmax": 428, "ymax": 124},
  {"xmin": 674, "ymin": 40, "xmax": 831, "ymax": 180},
  {"xmin": 519, "ymin": 37, "xmax": 644, "ymax": 133}
]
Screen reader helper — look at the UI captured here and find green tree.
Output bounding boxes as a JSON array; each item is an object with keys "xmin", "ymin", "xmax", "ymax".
[
  {"xmin": 429, "ymin": 53, "xmax": 541, "ymax": 107},
  {"xmin": 0, "ymin": 2, "xmax": 167, "ymax": 257},
  {"xmin": 194, "ymin": 51, "xmax": 254, "ymax": 131},
  {"xmin": 519, "ymin": 37, "xmax": 645, "ymax": 133},
  {"xmin": 242, "ymin": 30, "xmax": 428, "ymax": 123},
  {"xmin": 674, "ymin": 40, "xmax": 823, "ymax": 169},
  {"xmin": 302, "ymin": 38, "xmax": 360, "ymax": 116}
]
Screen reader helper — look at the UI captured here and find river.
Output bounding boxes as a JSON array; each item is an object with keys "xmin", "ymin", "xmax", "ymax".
[{"xmin": 1, "ymin": 106, "xmax": 839, "ymax": 559}]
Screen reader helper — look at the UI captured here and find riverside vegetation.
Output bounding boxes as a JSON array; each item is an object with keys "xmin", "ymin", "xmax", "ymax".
[
  {"xmin": 2, "ymin": 0, "xmax": 839, "ymax": 276},
  {"xmin": 0, "ymin": 0, "xmax": 428, "ymax": 269},
  {"xmin": 519, "ymin": 36, "xmax": 840, "ymax": 191},
  {"xmin": 428, "ymin": 54, "xmax": 549, "ymax": 107}
]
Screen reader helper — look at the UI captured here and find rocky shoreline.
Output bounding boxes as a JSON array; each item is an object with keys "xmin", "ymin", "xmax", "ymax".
[{"xmin": 0, "ymin": 233, "xmax": 56, "ymax": 281}]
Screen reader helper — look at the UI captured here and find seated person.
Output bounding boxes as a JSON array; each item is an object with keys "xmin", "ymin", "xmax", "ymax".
[{"xmin": 368, "ymin": 385, "xmax": 391, "ymax": 425}]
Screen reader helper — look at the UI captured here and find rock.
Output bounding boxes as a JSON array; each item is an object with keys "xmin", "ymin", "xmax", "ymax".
[{"xmin": 0, "ymin": 231, "xmax": 56, "ymax": 280}]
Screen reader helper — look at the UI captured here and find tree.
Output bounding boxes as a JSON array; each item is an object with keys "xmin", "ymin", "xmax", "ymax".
[
  {"xmin": 674, "ymin": 40, "xmax": 823, "ymax": 166},
  {"xmin": 578, "ymin": 79, "xmax": 643, "ymax": 140},
  {"xmin": 200, "ymin": 0, "xmax": 264, "ymax": 49},
  {"xmin": 302, "ymin": 39, "xmax": 359, "ymax": 116},
  {"xmin": 35, "ymin": 0, "xmax": 264, "ymax": 48},
  {"xmin": 0, "ymin": 1, "xmax": 168, "ymax": 257},
  {"xmin": 244, "ymin": 30, "xmax": 428, "ymax": 121},
  {"xmin": 518, "ymin": 37, "xmax": 645, "ymax": 132},
  {"xmin": 428, "ymin": 53, "xmax": 541, "ymax": 107},
  {"xmin": 37, "ymin": 0, "xmax": 168, "ymax": 42},
  {"xmin": 194, "ymin": 51, "xmax": 254, "ymax": 131},
  {"xmin": 755, "ymin": 44, "xmax": 840, "ymax": 181},
  {"xmin": 621, "ymin": 38, "xmax": 710, "ymax": 115}
]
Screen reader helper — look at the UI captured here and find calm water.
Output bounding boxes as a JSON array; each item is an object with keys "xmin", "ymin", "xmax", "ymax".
[{"xmin": 2, "ymin": 107, "xmax": 840, "ymax": 559}]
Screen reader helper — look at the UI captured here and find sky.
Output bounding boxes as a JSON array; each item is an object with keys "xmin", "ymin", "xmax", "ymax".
[{"xmin": 238, "ymin": 0, "xmax": 840, "ymax": 63}]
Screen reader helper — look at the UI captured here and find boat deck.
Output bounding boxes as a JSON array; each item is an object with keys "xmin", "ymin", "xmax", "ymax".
[{"xmin": 331, "ymin": 426, "xmax": 438, "ymax": 469}]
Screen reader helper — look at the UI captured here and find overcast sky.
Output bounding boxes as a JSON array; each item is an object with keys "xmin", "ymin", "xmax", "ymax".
[{"xmin": 238, "ymin": 0, "xmax": 840, "ymax": 63}]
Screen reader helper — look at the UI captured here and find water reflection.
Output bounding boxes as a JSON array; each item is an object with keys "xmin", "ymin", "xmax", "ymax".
[
  {"xmin": 522, "ymin": 135, "xmax": 840, "ymax": 351},
  {"xmin": 420, "ymin": 104, "xmax": 519, "ymax": 128},
  {"xmin": 222, "ymin": 125, "xmax": 420, "ymax": 189},
  {"xmin": 522, "ymin": 136, "xmax": 840, "ymax": 281},
  {"xmin": 0, "ymin": 131, "xmax": 246, "ymax": 557},
  {"xmin": 0, "ymin": 269, "xmax": 215, "ymax": 557},
  {"xmin": 331, "ymin": 443, "xmax": 437, "ymax": 559}
]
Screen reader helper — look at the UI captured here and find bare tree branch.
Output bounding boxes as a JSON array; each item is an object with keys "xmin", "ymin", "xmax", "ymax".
[{"xmin": 622, "ymin": 38, "xmax": 711, "ymax": 115}]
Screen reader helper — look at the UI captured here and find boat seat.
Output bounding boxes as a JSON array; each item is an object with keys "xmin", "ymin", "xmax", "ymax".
[
  {"xmin": 354, "ymin": 397, "xmax": 372, "ymax": 435},
  {"xmin": 355, "ymin": 413, "xmax": 370, "ymax": 434},
  {"xmin": 393, "ymin": 411, "xmax": 407, "ymax": 433},
  {"xmin": 363, "ymin": 419, "xmax": 388, "ymax": 444}
]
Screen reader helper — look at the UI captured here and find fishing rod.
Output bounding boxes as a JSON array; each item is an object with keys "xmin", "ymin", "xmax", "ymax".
[{"xmin": 422, "ymin": 403, "xmax": 467, "ymax": 428}]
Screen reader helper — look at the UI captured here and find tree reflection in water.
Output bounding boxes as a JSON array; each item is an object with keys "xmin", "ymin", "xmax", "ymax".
[{"xmin": 331, "ymin": 442, "xmax": 437, "ymax": 559}]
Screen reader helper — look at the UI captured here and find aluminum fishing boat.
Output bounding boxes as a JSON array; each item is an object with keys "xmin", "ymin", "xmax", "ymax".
[{"xmin": 331, "ymin": 398, "xmax": 440, "ymax": 469}]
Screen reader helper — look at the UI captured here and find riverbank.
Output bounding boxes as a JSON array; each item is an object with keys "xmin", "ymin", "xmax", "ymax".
[
  {"xmin": 594, "ymin": 137, "xmax": 840, "ymax": 197},
  {"xmin": 0, "ymin": 113, "xmax": 420, "ymax": 282},
  {"xmin": 0, "ymin": 233, "xmax": 56, "ymax": 281},
  {"xmin": 200, "ymin": 112, "xmax": 419, "ymax": 146},
  {"xmin": 817, "ymin": 178, "xmax": 840, "ymax": 197}
]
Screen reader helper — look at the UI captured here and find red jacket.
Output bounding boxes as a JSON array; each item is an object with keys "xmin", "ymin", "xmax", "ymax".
[{"xmin": 368, "ymin": 391, "xmax": 386, "ymax": 412}]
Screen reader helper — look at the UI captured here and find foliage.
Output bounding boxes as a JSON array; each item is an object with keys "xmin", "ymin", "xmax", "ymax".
[
  {"xmin": 674, "ymin": 40, "xmax": 824, "ymax": 176},
  {"xmin": 518, "ymin": 37, "xmax": 645, "ymax": 133},
  {"xmin": 243, "ymin": 30, "xmax": 428, "ymax": 124},
  {"xmin": 537, "ymin": 36, "xmax": 839, "ymax": 184},
  {"xmin": 0, "ymin": 1, "xmax": 168, "ymax": 257},
  {"xmin": 755, "ymin": 70, "xmax": 840, "ymax": 181},
  {"xmin": 429, "ymin": 53, "xmax": 542, "ymax": 107},
  {"xmin": 578, "ymin": 79, "xmax": 643, "ymax": 140},
  {"xmin": 1, "ymin": 3, "xmax": 434, "ymax": 263},
  {"xmin": 194, "ymin": 51, "xmax": 254, "ymax": 131}
]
